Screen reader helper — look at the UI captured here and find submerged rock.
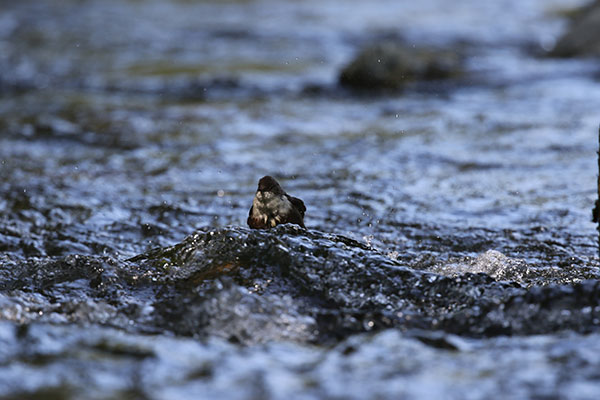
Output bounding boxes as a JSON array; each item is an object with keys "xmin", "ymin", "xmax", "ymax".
[
  {"xmin": 339, "ymin": 41, "xmax": 463, "ymax": 90},
  {"xmin": 2, "ymin": 226, "xmax": 600, "ymax": 345},
  {"xmin": 549, "ymin": 1, "xmax": 600, "ymax": 57}
]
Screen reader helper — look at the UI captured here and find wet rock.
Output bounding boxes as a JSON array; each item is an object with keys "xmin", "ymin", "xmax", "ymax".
[
  {"xmin": 339, "ymin": 41, "xmax": 463, "ymax": 90},
  {"xmin": 154, "ymin": 278, "xmax": 317, "ymax": 344},
  {"xmin": 549, "ymin": 1, "xmax": 600, "ymax": 57},
  {"xmin": 134, "ymin": 226, "xmax": 600, "ymax": 340},
  {"xmin": 2, "ymin": 226, "xmax": 600, "ymax": 345}
]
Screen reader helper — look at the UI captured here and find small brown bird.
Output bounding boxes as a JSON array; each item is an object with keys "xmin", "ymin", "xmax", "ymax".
[{"xmin": 247, "ymin": 176, "xmax": 306, "ymax": 229}]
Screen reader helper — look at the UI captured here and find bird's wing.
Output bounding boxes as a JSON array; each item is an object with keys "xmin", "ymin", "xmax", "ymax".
[
  {"xmin": 286, "ymin": 195, "xmax": 306, "ymax": 217},
  {"xmin": 283, "ymin": 195, "xmax": 306, "ymax": 228},
  {"xmin": 283, "ymin": 208, "xmax": 306, "ymax": 228}
]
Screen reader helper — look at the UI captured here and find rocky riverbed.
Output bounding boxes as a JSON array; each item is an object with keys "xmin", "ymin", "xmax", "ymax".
[{"xmin": 1, "ymin": 0, "xmax": 600, "ymax": 399}]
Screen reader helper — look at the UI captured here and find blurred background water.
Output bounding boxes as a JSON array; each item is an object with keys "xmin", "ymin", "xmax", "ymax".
[{"xmin": 1, "ymin": 0, "xmax": 600, "ymax": 399}]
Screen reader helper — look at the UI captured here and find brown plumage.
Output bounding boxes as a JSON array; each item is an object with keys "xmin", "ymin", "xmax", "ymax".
[{"xmin": 247, "ymin": 176, "xmax": 306, "ymax": 229}]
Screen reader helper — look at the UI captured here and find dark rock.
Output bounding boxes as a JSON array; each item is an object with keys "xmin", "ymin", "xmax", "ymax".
[
  {"xmin": 339, "ymin": 41, "xmax": 463, "ymax": 90},
  {"xmin": 2, "ymin": 226, "xmax": 600, "ymax": 345},
  {"xmin": 550, "ymin": 1, "xmax": 600, "ymax": 57},
  {"xmin": 134, "ymin": 226, "xmax": 600, "ymax": 341}
]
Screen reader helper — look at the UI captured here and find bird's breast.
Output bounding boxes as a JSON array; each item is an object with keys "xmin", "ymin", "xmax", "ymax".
[{"xmin": 252, "ymin": 194, "xmax": 292, "ymax": 218}]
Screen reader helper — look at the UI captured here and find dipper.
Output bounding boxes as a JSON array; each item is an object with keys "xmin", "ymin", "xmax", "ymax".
[{"xmin": 247, "ymin": 176, "xmax": 306, "ymax": 229}]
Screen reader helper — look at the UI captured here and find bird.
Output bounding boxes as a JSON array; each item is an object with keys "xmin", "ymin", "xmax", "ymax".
[{"xmin": 247, "ymin": 176, "xmax": 306, "ymax": 229}]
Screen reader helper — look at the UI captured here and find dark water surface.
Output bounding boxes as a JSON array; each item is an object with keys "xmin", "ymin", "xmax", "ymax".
[{"xmin": 2, "ymin": 0, "xmax": 600, "ymax": 398}]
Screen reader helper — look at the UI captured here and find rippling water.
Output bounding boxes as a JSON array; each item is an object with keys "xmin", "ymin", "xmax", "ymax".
[{"xmin": 1, "ymin": 0, "xmax": 600, "ymax": 398}]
